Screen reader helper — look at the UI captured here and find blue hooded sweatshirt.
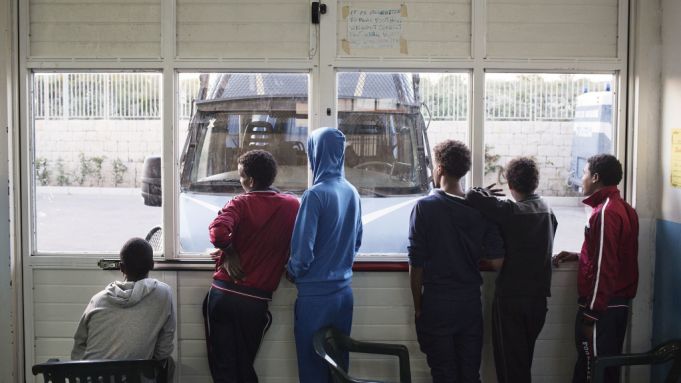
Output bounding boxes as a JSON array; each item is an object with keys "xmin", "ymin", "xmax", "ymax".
[{"xmin": 287, "ymin": 127, "xmax": 363, "ymax": 296}]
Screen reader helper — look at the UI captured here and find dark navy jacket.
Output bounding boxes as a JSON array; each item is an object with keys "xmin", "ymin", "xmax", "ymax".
[{"xmin": 408, "ymin": 189, "xmax": 505, "ymax": 297}]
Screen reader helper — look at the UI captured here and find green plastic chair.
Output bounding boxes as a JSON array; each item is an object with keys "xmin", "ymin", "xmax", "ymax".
[
  {"xmin": 32, "ymin": 358, "xmax": 168, "ymax": 383},
  {"xmin": 313, "ymin": 326, "xmax": 411, "ymax": 383},
  {"xmin": 594, "ymin": 340, "xmax": 681, "ymax": 383}
]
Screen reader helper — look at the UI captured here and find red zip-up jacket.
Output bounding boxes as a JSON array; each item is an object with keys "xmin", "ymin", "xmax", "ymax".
[
  {"xmin": 209, "ymin": 190, "xmax": 300, "ymax": 294},
  {"xmin": 578, "ymin": 186, "xmax": 639, "ymax": 321}
]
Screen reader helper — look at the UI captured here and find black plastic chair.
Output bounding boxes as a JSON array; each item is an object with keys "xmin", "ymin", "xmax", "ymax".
[
  {"xmin": 313, "ymin": 326, "xmax": 411, "ymax": 383},
  {"xmin": 145, "ymin": 225, "xmax": 162, "ymax": 252},
  {"xmin": 593, "ymin": 339, "xmax": 681, "ymax": 383},
  {"xmin": 32, "ymin": 358, "xmax": 168, "ymax": 383}
]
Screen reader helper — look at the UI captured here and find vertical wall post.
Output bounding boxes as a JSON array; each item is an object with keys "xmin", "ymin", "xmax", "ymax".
[{"xmin": 0, "ymin": 0, "xmax": 17, "ymax": 379}]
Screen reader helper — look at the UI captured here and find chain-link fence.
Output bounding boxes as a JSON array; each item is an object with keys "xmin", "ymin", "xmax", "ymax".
[
  {"xmin": 419, "ymin": 73, "xmax": 612, "ymax": 121},
  {"xmin": 35, "ymin": 73, "xmax": 613, "ymax": 122},
  {"xmin": 34, "ymin": 73, "xmax": 162, "ymax": 120}
]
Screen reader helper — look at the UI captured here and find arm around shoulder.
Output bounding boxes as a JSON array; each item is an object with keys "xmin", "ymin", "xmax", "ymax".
[{"xmin": 465, "ymin": 188, "xmax": 513, "ymax": 223}]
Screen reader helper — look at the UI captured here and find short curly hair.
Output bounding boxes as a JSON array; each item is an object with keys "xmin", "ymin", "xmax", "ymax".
[
  {"xmin": 505, "ymin": 157, "xmax": 539, "ymax": 195},
  {"xmin": 238, "ymin": 150, "xmax": 278, "ymax": 189},
  {"xmin": 433, "ymin": 140, "xmax": 471, "ymax": 179},
  {"xmin": 120, "ymin": 237, "xmax": 154, "ymax": 278},
  {"xmin": 587, "ymin": 154, "xmax": 622, "ymax": 186}
]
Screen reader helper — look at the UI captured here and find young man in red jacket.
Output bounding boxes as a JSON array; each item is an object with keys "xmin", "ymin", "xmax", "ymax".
[
  {"xmin": 204, "ymin": 150, "xmax": 300, "ymax": 383},
  {"xmin": 553, "ymin": 154, "xmax": 639, "ymax": 383}
]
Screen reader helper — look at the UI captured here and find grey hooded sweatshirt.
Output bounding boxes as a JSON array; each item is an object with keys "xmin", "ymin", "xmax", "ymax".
[{"xmin": 71, "ymin": 278, "xmax": 175, "ymax": 360}]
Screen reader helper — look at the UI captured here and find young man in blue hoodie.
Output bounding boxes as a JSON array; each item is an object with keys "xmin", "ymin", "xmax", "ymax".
[{"xmin": 287, "ymin": 127, "xmax": 363, "ymax": 383}]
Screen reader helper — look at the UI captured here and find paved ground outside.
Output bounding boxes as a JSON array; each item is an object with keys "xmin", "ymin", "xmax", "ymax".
[
  {"xmin": 36, "ymin": 187, "xmax": 162, "ymax": 253},
  {"xmin": 35, "ymin": 187, "xmax": 587, "ymax": 255}
]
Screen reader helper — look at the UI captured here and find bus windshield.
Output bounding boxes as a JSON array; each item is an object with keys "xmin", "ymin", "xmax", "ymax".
[
  {"xmin": 339, "ymin": 111, "xmax": 427, "ymax": 196},
  {"xmin": 184, "ymin": 109, "xmax": 428, "ymax": 196}
]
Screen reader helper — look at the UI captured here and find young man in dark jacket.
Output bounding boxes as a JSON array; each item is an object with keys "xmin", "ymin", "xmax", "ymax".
[
  {"xmin": 205, "ymin": 150, "xmax": 300, "ymax": 383},
  {"xmin": 466, "ymin": 157, "xmax": 557, "ymax": 383},
  {"xmin": 408, "ymin": 140, "xmax": 504, "ymax": 383},
  {"xmin": 553, "ymin": 154, "xmax": 639, "ymax": 383}
]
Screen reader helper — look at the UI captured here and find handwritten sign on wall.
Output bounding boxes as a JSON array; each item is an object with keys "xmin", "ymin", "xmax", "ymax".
[
  {"xmin": 672, "ymin": 129, "xmax": 681, "ymax": 188},
  {"xmin": 347, "ymin": 8, "xmax": 403, "ymax": 49}
]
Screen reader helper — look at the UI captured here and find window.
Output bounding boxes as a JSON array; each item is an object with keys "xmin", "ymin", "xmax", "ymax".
[
  {"xmin": 28, "ymin": 71, "xmax": 618, "ymax": 258},
  {"xmin": 337, "ymin": 72, "xmax": 470, "ymax": 256},
  {"xmin": 176, "ymin": 73, "xmax": 309, "ymax": 254},
  {"xmin": 32, "ymin": 72, "xmax": 163, "ymax": 253},
  {"xmin": 484, "ymin": 73, "xmax": 616, "ymax": 252}
]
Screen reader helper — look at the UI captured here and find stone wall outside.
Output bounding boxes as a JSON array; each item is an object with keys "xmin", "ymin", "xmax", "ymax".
[
  {"xmin": 427, "ymin": 120, "xmax": 579, "ymax": 196},
  {"xmin": 35, "ymin": 119, "xmax": 580, "ymax": 196}
]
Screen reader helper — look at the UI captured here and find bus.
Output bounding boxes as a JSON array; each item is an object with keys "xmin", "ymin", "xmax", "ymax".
[
  {"xmin": 141, "ymin": 73, "xmax": 432, "ymax": 256},
  {"xmin": 567, "ymin": 90, "xmax": 613, "ymax": 191}
]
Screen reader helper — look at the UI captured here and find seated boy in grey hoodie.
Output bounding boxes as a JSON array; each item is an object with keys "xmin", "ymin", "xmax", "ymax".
[{"xmin": 71, "ymin": 238, "xmax": 176, "ymax": 361}]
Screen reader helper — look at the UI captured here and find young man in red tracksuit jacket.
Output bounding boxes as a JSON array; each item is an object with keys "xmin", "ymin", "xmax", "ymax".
[
  {"xmin": 204, "ymin": 150, "xmax": 300, "ymax": 383},
  {"xmin": 554, "ymin": 154, "xmax": 638, "ymax": 383}
]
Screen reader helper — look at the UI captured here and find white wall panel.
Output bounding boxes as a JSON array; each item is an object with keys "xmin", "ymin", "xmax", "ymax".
[
  {"xmin": 32, "ymin": 269, "xmax": 119, "ymax": 367},
  {"xmin": 487, "ymin": 0, "xmax": 618, "ymax": 58},
  {"xmin": 176, "ymin": 0, "xmax": 311, "ymax": 59},
  {"xmin": 336, "ymin": 0, "xmax": 471, "ymax": 58},
  {"xmin": 660, "ymin": 0, "xmax": 681, "ymax": 223},
  {"xmin": 175, "ymin": 270, "xmax": 579, "ymax": 382},
  {"xmin": 27, "ymin": 267, "xmax": 579, "ymax": 382},
  {"xmin": 30, "ymin": 269, "xmax": 176, "ymax": 383},
  {"xmin": 28, "ymin": 0, "xmax": 162, "ymax": 58}
]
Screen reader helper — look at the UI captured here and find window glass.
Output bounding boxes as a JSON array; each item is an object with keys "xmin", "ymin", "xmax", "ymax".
[
  {"xmin": 421, "ymin": 73, "xmax": 470, "ymax": 182},
  {"xmin": 177, "ymin": 73, "xmax": 309, "ymax": 254},
  {"xmin": 336, "ymin": 72, "xmax": 469, "ymax": 256},
  {"xmin": 484, "ymin": 73, "xmax": 616, "ymax": 252},
  {"xmin": 33, "ymin": 72, "xmax": 163, "ymax": 253}
]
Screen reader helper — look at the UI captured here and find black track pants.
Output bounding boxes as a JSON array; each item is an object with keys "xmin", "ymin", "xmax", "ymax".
[
  {"xmin": 416, "ymin": 291, "xmax": 483, "ymax": 383},
  {"xmin": 492, "ymin": 295, "xmax": 548, "ymax": 383},
  {"xmin": 203, "ymin": 287, "xmax": 272, "ymax": 383},
  {"xmin": 572, "ymin": 304, "xmax": 628, "ymax": 383}
]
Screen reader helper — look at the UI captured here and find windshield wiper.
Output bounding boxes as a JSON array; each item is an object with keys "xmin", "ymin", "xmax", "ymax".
[
  {"xmin": 195, "ymin": 179, "xmax": 241, "ymax": 185},
  {"xmin": 281, "ymin": 189, "xmax": 307, "ymax": 195},
  {"xmin": 358, "ymin": 187, "xmax": 389, "ymax": 198}
]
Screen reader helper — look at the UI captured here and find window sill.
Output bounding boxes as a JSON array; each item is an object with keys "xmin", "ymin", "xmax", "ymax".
[
  {"xmin": 113, "ymin": 259, "xmax": 519, "ymax": 272},
  {"xmin": 26, "ymin": 255, "xmax": 580, "ymax": 273}
]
